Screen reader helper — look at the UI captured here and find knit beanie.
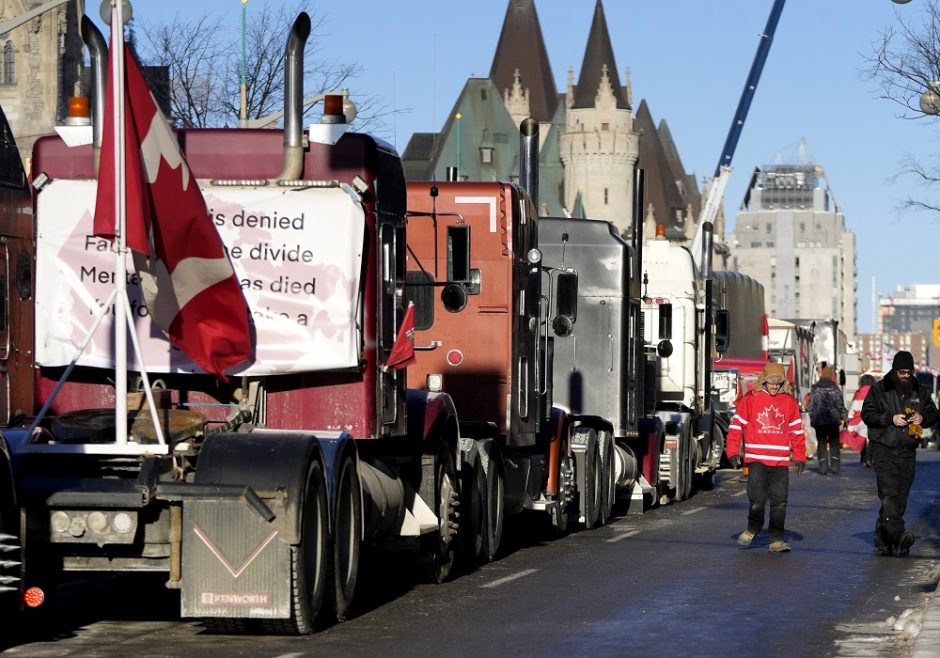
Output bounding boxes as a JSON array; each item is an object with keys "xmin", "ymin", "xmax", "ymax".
[{"xmin": 892, "ymin": 351, "xmax": 914, "ymax": 372}]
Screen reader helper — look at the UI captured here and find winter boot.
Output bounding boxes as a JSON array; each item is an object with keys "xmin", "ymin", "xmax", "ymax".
[
  {"xmin": 737, "ymin": 530, "xmax": 756, "ymax": 546},
  {"xmin": 769, "ymin": 540, "xmax": 791, "ymax": 553},
  {"xmin": 897, "ymin": 532, "xmax": 915, "ymax": 558}
]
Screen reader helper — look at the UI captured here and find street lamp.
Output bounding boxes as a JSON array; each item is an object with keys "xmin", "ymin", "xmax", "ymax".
[{"xmin": 244, "ymin": 90, "xmax": 357, "ymax": 129}]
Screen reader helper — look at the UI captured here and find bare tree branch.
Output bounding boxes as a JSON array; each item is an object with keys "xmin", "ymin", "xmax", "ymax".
[
  {"xmin": 865, "ymin": 0, "xmax": 940, "ymax": 214},
  {"xmin": 134, "ymin": 1, "xmax": 390, "ymax": 133}
]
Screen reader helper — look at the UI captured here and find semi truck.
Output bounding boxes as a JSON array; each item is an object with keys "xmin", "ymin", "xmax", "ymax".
[
  {"xmin": 404, "ymin": 160, "xmax": 588, "ymax": 562},
  {"xmin": 0, "ymin": 13, "xmax": 467, "ymax": 632}
]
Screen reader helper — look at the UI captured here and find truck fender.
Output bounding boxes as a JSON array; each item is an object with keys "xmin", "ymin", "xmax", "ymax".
[
  {"xmin": 406, "ymin": 389, "xmax": 460, "ymax": 464},
  {"xmin": 193, "ymin": 430, "xmax": 330, "ymax": 545},
  {"xmin": 541, "ymin": 407, "xmax": 571, "ymax": 495},
  {"xmin": 0, "ymin": 434, "xmax": 15, "ymax": 532}
]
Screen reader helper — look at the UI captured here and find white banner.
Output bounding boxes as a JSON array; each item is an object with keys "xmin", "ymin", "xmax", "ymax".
[{"xmin": 35, "ymin": 180, "xmax": 365, "ymax": 376}]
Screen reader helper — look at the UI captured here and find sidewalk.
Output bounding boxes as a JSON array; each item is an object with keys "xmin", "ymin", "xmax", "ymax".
[{"xmin": 913, "ymin": 579, "xmax": 940, "ymax": 658}]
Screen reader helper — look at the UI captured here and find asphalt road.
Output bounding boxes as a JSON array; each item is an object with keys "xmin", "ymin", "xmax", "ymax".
[{"xmin": 3, "ymin": 450, "xmax": 939, "ymax": 658}]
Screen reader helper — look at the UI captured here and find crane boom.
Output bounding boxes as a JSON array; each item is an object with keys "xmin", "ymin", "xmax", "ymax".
[{"xmin": 691, "ymin": 0, "xmax": 787, "ymax": 273}]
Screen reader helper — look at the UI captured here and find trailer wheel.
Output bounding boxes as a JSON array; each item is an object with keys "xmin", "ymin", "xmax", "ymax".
[
  {"xmin": 598, "ymin": 430, "xmax": 616, "ymax": 526},
  {"xmin": 480, "ymin": 440, "xmax": 504, "ymax": 563},
  {"xmin": 423, "ymin": 446, "xmax": 458, "ymax": 584},
  {"xmin": 268, "ymin": 460, "xmax": 328, "ymax": 635},
  {"xmin": 327, "ymin": 452, "xmax": 361, "ymax": 623},
  {"xmin": 575, "ymin": 429, "xmax": 602, "ymax": 529}
]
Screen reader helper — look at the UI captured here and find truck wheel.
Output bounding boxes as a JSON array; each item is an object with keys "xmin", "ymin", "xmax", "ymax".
[
  {"xmin": 327, "ymin": 452, "xmax": 361, "ymax": 623},
  {"xmin": 460, "ymin": 446, "xmax": 486, "ymax": 567},
  {"xmin": 270, "ymin": 461, "xmax": 328, "ymax": 635},
  {"xmin": 676, "ymin": 427, "xmax": 695, "ymax": 502},
  {"xmin": 480, "ymin": 440, "xmax": 504, "ymax": 563},
  {"xmin": 598, "ymin": 431, "xmax": 616, "ymax": 526},
  {"xmin": 423, "ymin": 446, "xmax": 458, "ymax": 584},
  {"xmin": 576, "ymin": 429, "xmax": 602, "ymax": 529},
  {"xmin": 552, "ymin": 433, "xmax": 574, "ymax": 535}
]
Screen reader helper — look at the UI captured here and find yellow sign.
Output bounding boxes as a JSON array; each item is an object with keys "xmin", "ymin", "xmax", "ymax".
[{"xmin": 933, "ymin": 318, "xmax": 940, "ymax": 347}]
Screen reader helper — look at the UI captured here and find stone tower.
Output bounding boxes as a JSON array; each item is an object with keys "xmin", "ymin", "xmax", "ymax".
[
  {"xmin": 489, "ymin": 0, "xmax": 558, "ymax": 142},
  {"xmin": 559, "ymin": 0, "xmax": 638, "ymax": 235},
  {"xmin": 0, "ymin": 0, "xmax": 83, "ymax": 171}
]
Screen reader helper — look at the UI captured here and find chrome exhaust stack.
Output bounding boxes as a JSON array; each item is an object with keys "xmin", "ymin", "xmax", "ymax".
[
  {"xmin": 277, "ymin": 12, "xmax": 311, "ymax": 181},
  {"xmin": 519, "ymin": 117, "xmax": 539, "ymax": 211},
  {"xmin": 80, "ymin": 16, "xmax": 107, "ymax": 172}
]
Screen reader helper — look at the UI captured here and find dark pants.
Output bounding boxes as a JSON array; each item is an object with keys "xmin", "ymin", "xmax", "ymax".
[
  {"xmin": 746, "ymin": 462, "xmax": 790, "ymax": 541},
  {"xmin": 815, "ymin": 424, "xmax": 841, "ymax": 473},
  {"xmin": 871, "ymin": 447, "xmax": 916, "ymax": 550}
]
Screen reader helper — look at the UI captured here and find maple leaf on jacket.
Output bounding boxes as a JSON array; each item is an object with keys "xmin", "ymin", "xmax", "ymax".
[{"xmin": 756, "ymin": 406, "xmax": 785, "ymax": 432}]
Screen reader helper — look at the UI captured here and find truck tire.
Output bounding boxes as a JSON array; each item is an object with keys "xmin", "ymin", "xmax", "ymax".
[
  {"xmin": 598, "ymin": 430, "xmax": 616, "ymax": 526},
  {"xmin": 327, "ymin": 451, "xmax": 361, "ymax": 623},
  {"xmin": 551, "ymin": 432, "xmax": 574, "ymax": 535},
  {"xmin": 676, "ymin": 426, "xmax": 695, "ymax": 502},
  {"xmin": 423, "ymin": 446, "xmax": 458, "ymax": 584},
  {"xmin": 460, "ymin": 445, "xmax": 486, "ymax": 567},
  {"xmin": 480, "ymin": 439, "xmax": 504, "ymax": 563},
  {"xmin": 575, "ymin": 429, "xmax": 602, "ymax": 529},
  {"xmin": 266, "ymin": 460, "xmax": 328, "ymax": 635}
]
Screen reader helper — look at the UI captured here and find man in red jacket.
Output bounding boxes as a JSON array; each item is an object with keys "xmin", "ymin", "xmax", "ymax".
[{"xmin": 726, "ymin": 362, "xmax": 807, "ymax": 552}]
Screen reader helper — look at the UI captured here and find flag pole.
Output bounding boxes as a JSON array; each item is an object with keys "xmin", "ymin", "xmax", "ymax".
[{"xmin": 111, "ymin": 0, "xmax": 128, "ymax": 445}]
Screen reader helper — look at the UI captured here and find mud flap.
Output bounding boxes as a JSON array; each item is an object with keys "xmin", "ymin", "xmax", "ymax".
[{"xmin": 181, "ymin": 498, "xmax": 291, "ymax": 619}]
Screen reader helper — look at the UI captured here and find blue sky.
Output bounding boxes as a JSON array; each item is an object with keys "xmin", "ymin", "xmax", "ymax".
[{"xmin": 99, "ymin": 0, "xmax": 940, "ymax": 335}]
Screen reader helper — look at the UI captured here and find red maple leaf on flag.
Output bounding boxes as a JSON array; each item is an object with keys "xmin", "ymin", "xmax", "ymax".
[
  {"xmin": 93, "ymin": 39, "xmax": 252, "ymax": 381},
  {"xmin": 385, "ymin": 303, "xmax": 416, "ymax": 370},
  {"xmin": 756, "ymin": 406, "xmax": 785, "ymax": 432}
]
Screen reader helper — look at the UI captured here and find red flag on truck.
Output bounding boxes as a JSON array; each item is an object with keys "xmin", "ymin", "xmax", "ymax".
[
  {"xmin": 385, "ymin": 303, "xmax": 417, "ymax": 370},
  {"xmin": 93, "ymin": 40, "xmax": 252, "ymax": 380}
]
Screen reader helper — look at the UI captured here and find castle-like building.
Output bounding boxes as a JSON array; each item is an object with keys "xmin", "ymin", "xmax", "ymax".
[
  {"xmin": 0, "ymin": 0, "xmax": 83, "ymax": 171},
  {"xmin": 403, "ymin": 0, "xmax": 714, "ymax": 244}
]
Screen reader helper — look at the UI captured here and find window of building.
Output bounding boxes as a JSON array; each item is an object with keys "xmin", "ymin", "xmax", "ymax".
[
  {"xmin": 479, "ymin": 146, "xmax": 494, "ymax": 164},
  {"xmin": 480, "ymin": 88, "xmax": 487, "ymax": 101},
  {"xmin": 601, "ymin": 122, "xmax": 609, "ymax": 131},
  {"xmin": 2, "ymin": 41, "xmax": 14, "ymax": 85},
  {"xmin": 604, "ymin": 188, "xmax": 608, "ymax": 205},
  {"xmin": 766, "ymin": 223, "xmax": 772, "ymax": 234}
]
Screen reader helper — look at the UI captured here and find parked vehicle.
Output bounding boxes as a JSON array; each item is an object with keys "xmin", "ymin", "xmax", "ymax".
[{"xmin": 0, "ymin": 14, "xmax": 463, "ymax": 631}]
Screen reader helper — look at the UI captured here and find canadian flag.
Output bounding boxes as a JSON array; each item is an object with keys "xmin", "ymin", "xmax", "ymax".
[
  {"xmin": 93, "ymin": 41, "xmax": 252, "ymax": 380},
  {"xmin": 385, "ymin": 303, "xmax": 417, "ymax": 370}
]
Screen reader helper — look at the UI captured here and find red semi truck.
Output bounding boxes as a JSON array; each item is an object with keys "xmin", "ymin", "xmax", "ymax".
[{"xmin": 0, "ymin": 13, "xmax": 463, "ymax": 632}]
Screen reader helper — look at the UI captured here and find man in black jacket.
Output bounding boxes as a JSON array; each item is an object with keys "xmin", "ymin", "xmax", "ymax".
[{"xmin": 861, "ymin": 351, "xmax": 939, "ymax": 557}]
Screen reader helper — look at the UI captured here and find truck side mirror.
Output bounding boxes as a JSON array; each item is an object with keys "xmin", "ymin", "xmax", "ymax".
[
  {"xmin": 447, "ymin": 225, "xmax": 470, "ymax": 283},
  {"xmin": 715, "ymin": 309, "xmax": 730, "ymax": 354},
  {"xmin": 552, "ymin": 270, "xmax": 578, "ymax": 337}
]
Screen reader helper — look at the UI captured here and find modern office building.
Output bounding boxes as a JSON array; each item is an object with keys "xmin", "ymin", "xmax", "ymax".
[
  {"xmin": 877, "ymin": 284, "xmax": 940, "ymax": 334},
  {"xmin": 728, "ymin": 158, "xmax": 857, "ymax": 343}
]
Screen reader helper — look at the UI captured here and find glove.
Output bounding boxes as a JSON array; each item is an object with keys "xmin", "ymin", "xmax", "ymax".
[
  {"xmin": 793, "ymin": 461, "xmax": 805, "ymax": 476},
  {"xmin": 729, "ymin": 455, "xmax": 742, "ymax": 469}
]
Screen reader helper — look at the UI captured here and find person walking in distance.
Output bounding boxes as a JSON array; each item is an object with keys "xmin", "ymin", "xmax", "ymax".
[
  {"xmin": 842, "ymin": 373, "xmax": 876, "ymax": 467},
  {"xmin": 861, "ymin": 351, "xmax": 938, "ymax": 557},
  {"xmin": 726, "ymin": 362, "xmax": 807, "ymax": 552},
  {"xmin": 808, "ymin": 366, "xmax": 847, "ymax": 475}
]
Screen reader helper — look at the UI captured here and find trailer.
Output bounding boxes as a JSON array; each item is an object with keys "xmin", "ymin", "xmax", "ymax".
[{"xmin": 0, "ymin": 13, "xmax": 463, "ymax": 632}]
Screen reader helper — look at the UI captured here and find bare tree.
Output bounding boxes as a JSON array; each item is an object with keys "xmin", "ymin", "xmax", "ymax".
[
  {"xmin": 134, "ymin": 1, "xmax": 389, "ymax": 132},
  {"xmin": 866, "ymin": 0, "xmax": 940, "ymax": 212}
]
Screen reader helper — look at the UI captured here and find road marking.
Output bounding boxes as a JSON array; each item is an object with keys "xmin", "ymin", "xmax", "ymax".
[
  {"xmin": 481, "ymin": 568, "xmax": 538, "ymax": 589},
  {"xmin": 732, "ymin": 489, "xmax": 747, "ymax": 496},
  {"xmin": 681, "ymin": 507, "xmax": 703, "ymax": 515},
  {"xmin": 607, "ymin": 529, "xmax": 640, "ymax": 543}
]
